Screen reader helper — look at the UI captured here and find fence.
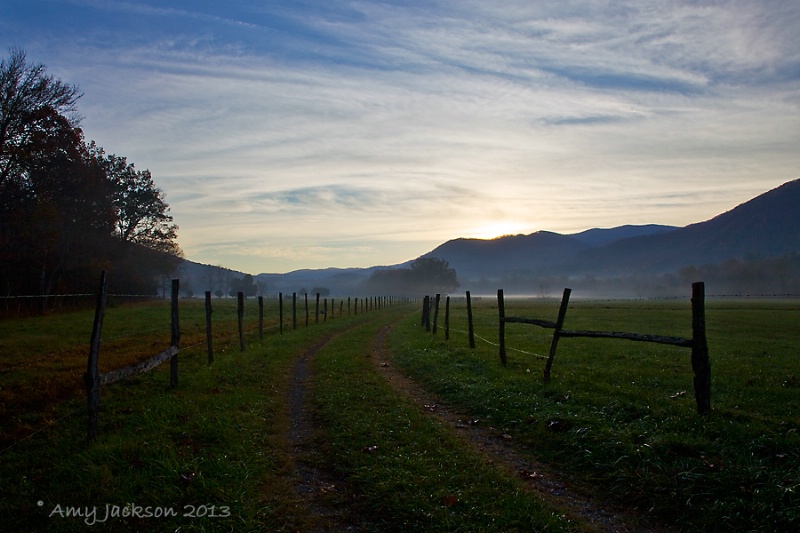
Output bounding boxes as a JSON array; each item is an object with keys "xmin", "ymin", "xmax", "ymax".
[
  {"xmin": 83, "ymin": 272, "xmax": 404, "ymax": 441},
  {"xmin": 420, "ymin": 283, "xmax": 711, "ymax": 415}
]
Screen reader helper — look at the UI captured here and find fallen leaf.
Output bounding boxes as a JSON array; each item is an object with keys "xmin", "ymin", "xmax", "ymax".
[{"xmin": 443, "ymin": 495, "xmax": 459, "ymax": 507}]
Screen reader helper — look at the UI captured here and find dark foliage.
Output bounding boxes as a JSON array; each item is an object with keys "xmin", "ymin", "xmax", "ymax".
[{"xmin": 0, "ymin": 49, "xmax": 181, "ymax": 300}]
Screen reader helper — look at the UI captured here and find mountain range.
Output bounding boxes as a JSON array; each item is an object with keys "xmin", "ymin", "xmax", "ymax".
[{"xmin": 179, "ymin": 179, "xmax": 800, "ymax": 297}]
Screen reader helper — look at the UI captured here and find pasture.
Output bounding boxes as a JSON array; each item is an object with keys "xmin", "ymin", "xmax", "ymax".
[
  {"xmin": 395, "ymin": 295, "xmax": 800, "ymax": 530},
  {"xmin": 0, "ymin": 295, "xmax": 797, "ymax": 531}
]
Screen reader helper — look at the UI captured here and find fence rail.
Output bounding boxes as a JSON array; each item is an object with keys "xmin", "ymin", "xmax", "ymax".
[
  {"xmin": 82, "ymin": 271, "xmax": 407, "ymax": 442},
  {"xmin": 420, "ymin": 282, "xmax": 711, "ymax": 416}
]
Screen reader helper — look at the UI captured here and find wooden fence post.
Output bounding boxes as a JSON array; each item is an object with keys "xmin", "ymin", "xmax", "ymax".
[
  {"xmin": 543, "ymin": 288, "xmax": 571, "ymax": 383},
  {"xmin": 205, "ymin": 291, "xmax": 213, "ymax": 364},
  {"xmin": 424, "ymin": 296, "xmax": 431, "ymax": 331},
  {"xmin": 466, "ymin": 291, "xmax": 475, "ymax": 349},
  {"xmin": 305, "ymin": 293, "xmax": 309, "ymax": 326},
  {"xmin": 85, "ymin": 271, "xmax": 107, "ymax": 441},
  {"xmin": 445, "ymin": 296, "xmax": 451, "ymax": 340},
  {"xmin": 170, "ymin": 279, "xmax": 179, "ymax": 387},
  {"xmin": 421, "ymin": 296, "xmax": 429, "ymax": 327},
  {"xmin": 691, "ymin": 282, "xmax": 711, "ymax": 415},
  {"xmin": 432, "ymin": 294, "xmax": 441, "ymax": 334},
  {"xmin": 279, "ymin": 293, "xmax": 283, "ymax": 335},
  {"xmin": 237, "ymin": 291, "xmax": 246, "ymax": 351},
  {"xmin": 498, "ymin": 289, "xmax": 506, "ymax": 366},
  {"xmin": 316, "ymin": 293, "xmax": 320, "ymax": 324},
  {"xmin": 258, "ymin": 296, "xmax": 264, "ymax": 341},
  {"xmin": 292, "ymin": 293, "xmax": 297, "ymax": 330}
]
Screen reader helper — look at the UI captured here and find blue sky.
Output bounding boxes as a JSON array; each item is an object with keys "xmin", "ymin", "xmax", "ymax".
[{"xmin": 2, "ymin": 1, "xmax": 799, "ymax": 274}]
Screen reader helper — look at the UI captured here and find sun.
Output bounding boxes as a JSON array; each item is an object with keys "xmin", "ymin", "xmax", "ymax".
[{"xmin": 470, "ymin": 221, "xmax": 532, "ymax": 240}]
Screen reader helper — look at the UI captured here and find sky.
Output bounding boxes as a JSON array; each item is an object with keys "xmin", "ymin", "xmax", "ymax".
[{"xmin": 2, "ymin": 1, "xmax": 799, "ymax": 274}]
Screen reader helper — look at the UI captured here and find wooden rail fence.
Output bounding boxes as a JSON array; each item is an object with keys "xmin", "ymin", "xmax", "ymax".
[
  {"xmin": 497, "ymin": 282, "xmax": 710, "ymax": 415},
  {"xmin": 84, "ymin": 272, "xmax": 404, "ymax": 441}
]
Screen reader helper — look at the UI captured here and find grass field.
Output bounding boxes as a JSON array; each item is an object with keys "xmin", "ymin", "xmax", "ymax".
[
  {"xmin": 0, "ymin": 294, "xmax": 798, "ymax": 531},
  {"xmin": 394, "ymin": 295, "xmax": 800, "ymax": 531}
]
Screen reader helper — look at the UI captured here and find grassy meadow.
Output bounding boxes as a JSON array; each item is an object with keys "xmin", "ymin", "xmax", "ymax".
[
  {"xmin": 394, "ymin": 295, "xmax": 800, "ymax": 531},
  {"xmin": 0, "ymin": 294, "xmax": 798, "ymax": 531}
]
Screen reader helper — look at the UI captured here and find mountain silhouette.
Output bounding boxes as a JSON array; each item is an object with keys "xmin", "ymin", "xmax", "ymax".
[
  {"xmin": 180, "ymin": 179, "xmax": 800, "ymax": 296},
  {"xmin": 424, "ymin": 179, "xmax": 800, "ymax": 280}
]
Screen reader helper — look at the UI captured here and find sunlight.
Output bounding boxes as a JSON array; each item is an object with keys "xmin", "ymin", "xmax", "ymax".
[{"xmin": 469, "ymin": 221, "xmax": 532, "ymax": 240}]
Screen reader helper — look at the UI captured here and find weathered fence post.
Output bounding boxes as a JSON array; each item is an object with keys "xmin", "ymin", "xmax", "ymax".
[
  {"xmin": 432, "ymin": 294, "xmax": 441, "ymax": 334},
  {"xmin": 498, "ymin": 289, "xmax": 506, "ymax": 366},
  {"xmin": 85, "ymin": 271, "xmax": 107, "ymax": 441},
  {"xmin": 691, "ymin": 281, "xmax": 711, "ymax": 415},
  {"xmin": 205, "ymin": 291, "xmax": 213, "ymax": 364},
  {"xmin": 445, "ymin": 296, "xmax": 451, "ymax": 340},
  {"xmin": 421, "ymin": 296, "xmax": 429, "ymax": 327},
  {"xmin": 170, "ymin": 279, "xmax": 179, "ymax": 387},
  {"xmin": 237, "ymin": 291, "xmax": 246, "ymax": 351},
  {"xmin": 279, "ymin": 292, "xmax": 284, "ymax": 335},
  {"xmin": 316, "ymin": 293, "xmax": 320, "ymax": 324},
  {"xmin": 292, "ymin": 292, "xmax": 297, "ymax": 330},
  {"xmin": 348, "ymin": 297, "xmax": 351, "ymax": 315},
  {"xmin": 339, "ymin": 300, "xmax": 344, "ymax": 318},
  {"xmin": 258, "ymin": 296, "xmax": 264, "ymax": 341},
  {"xmin": 466, "ymin": 291, "xmax": 475, "ymax": 349},
  {"xmin": 543, "ymin": 287, "xmax": 571, "ymax": 383},
  {"xmin": 424, "ymin": 296, "xmax": 431, "ymax": 331}
]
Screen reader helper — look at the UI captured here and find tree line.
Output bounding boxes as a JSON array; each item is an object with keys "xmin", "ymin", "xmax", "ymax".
[{"xmin": 0, "ymin": 48, "xmax": 181, "ymax": 299}]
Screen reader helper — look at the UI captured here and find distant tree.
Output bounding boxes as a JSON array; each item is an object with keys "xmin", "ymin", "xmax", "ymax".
[
  {"xmin": 241, "ymin": 274, "xmax": 258, "ymax": 297},
  {"xmin": 363, "ymin": 257, "xmax": 459, "ymax": 296},
  {"xmin": 311, "ymin": 287, "xmax": 330, "ymax": 297},
  {"xmin": 407, "ymin": 257, "xmax": 459, "ymax": 294},
  {"xmin": 229, "ymin": 274, "xmax": 257, "ymax": 298}
]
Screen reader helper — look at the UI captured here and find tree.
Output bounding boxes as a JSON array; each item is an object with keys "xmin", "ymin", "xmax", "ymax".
[
  {"xmin": 1, "ymin": 48, "xmax": 82, "ymax": 187},
  {"xmin": 0, "ymin": 49, "xmax": 181, "ymax": 297},
  {"xmin": 407, "ymin": 256, "xmax": 459, "ymax": 294},
  {"xmin": 90, "ymin": 145, "xmax": 179, "ymax": 254},
  {"xmin": 363, "ymin": 257, "xmax": 459, "ymax": 296},
  {"xmin": 0, "ymin": 105, "xmax": 114, "ymax": 296}
]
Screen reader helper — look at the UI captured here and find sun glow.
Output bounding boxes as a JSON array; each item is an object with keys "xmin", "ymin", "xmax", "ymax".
[{"xmin": 469, "ymin": 221, "xmax": 533, "ymax": 240}]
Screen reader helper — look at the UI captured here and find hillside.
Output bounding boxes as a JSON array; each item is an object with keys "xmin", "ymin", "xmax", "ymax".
[
  {"xmin": 423, "ymin": 180, "xmax": 800, "ymax": 282},
  {"xmin": 178, "ymin": 180, "xmax": 800, "ymax": 296}
]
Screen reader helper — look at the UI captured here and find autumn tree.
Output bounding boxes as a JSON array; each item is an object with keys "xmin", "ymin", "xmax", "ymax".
[
  {"xmin": 0, "ymin": 49, "xmax": 181, "ymax": 297},
  {"xmin": 0, "ymin": 48, "xmax": 81, "ymax": 186}
]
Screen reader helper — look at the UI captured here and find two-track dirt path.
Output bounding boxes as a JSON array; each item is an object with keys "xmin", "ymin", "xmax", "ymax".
[{"xmin": 283, "ymin": 318, "xmax": 673, "ymax": 532}]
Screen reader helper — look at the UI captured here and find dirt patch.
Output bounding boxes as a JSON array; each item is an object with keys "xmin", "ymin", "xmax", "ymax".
[
  {"xmin": 369, "ymin": 324, "xmax": 673, "ymax": 533},
  {"xmin": 284, "ymin": 335, "xmax": 364, "ymax": 532}
]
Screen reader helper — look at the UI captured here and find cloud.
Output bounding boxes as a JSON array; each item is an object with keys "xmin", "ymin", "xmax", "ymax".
[{"xmin": 2, "ymin": 0, "xmax": 798, "ymax": 273}]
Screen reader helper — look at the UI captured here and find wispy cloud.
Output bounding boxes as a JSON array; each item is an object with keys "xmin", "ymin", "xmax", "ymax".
[{"xmin": 2, "ymin": 0, "xmax": 798, "ymax": 272}]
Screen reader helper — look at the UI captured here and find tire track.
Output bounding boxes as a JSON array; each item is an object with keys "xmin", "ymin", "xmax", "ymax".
[{"xmin": 369, "ymin": 323, "xmax": 674, "ymax": 533}]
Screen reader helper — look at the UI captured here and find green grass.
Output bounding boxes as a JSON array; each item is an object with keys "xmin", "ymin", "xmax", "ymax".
[
  {"xmin": 391, "ymin": 297, "xmax": 800, "ymax": 531},
  {"xmin": 2, "ymin": 296, "xmax": 798, "ymax": 531},
  {"xmin": 311, "ymin": 314, "xmax": 570, "ymax": 532}
]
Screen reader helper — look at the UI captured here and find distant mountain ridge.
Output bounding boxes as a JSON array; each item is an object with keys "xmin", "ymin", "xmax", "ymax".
[
  {"xmin": 179, "ymin": 179, "xmax": 800, "ymax": 296},
  {"xmin": 422, "ymin": 180, "xmax": 800, "ymax": 281}
]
